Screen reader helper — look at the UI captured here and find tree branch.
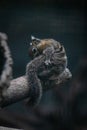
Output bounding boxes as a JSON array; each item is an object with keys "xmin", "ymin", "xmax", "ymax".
[{"xmin": 1, "ymin": 67, "xmax": 71, "ymax": 107}]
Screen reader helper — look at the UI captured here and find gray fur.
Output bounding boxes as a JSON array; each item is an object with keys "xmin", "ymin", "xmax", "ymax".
[{"xmin": 26, "ymin": 38, "xmax": 68, "ymax": 107}]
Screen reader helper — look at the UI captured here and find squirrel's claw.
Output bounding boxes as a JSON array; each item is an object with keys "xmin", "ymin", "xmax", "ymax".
[{"xmin": 44, "ymin": 59, "xmax": 51, "ymax": 66}]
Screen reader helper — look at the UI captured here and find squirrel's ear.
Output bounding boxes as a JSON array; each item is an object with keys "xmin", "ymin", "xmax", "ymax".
[
  {"xmin": 31, "ymin": 35, "xmax": 36, "ymax": 40},
  {"xmin": 31, "ymin": 35, "xmax": 41, "ymax": 42}
]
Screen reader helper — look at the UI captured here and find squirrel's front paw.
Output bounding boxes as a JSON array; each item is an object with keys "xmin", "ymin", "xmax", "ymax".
[{"xmin": 44, "ymin": 59, "xmax": 51, "ymax": 66}]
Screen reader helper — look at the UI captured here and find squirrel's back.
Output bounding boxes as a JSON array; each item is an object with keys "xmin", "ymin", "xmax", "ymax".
[{"xmin": 37, "ymin": 39, "xmax": 61, "ymax": 53}]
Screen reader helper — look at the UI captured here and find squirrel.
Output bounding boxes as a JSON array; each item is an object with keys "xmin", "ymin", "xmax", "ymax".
[
  {"xmin": 28, "ymin": 36, "xmax": 67, "ymax": 66},
  {"xmin": 27, "ymin": 36, "xmax": 67, "ymax": 107}
]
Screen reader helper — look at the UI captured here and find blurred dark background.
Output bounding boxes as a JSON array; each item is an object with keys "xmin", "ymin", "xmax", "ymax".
[{"xmin": 0, "ymin": 0, "xmax": 86, "ymax": 129}]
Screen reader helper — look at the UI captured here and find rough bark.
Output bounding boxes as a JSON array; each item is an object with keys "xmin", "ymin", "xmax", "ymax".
[{"xmin": 1, "ymin": 67, "xmax": 71, "ymax": 107}]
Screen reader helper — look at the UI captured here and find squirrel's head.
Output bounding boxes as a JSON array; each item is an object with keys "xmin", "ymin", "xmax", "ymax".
[
  {"xmin": 29, "ymin": 36, "xmax": 41, "ymax": 59},
  {"xmin": 30, "ymin": 36, "xmax": 41, "ymax": 46}
]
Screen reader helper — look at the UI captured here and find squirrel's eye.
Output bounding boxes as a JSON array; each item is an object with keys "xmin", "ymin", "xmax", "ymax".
[{"xmin": 32, "ymin": 47, "xmax": 37, "ymax": 53}]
